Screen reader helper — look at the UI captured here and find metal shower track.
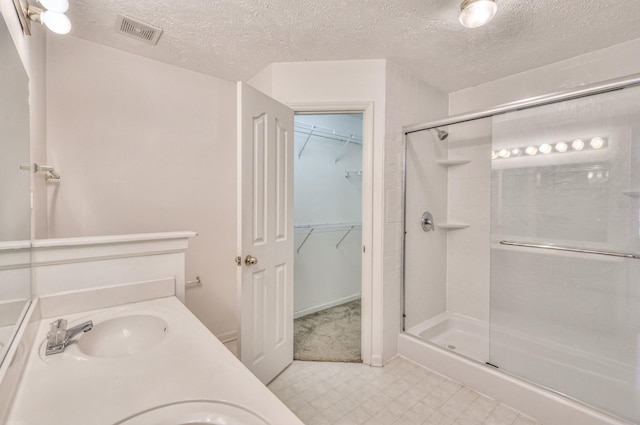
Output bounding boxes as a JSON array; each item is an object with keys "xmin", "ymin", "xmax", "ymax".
[{"xmin": 403, "ymin": 73, "xmax": 640, "ymax": 135}]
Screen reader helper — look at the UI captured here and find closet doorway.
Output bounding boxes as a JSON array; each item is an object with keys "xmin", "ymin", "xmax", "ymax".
[{"xmin": 293, "ymin": 113, "xmax": 363, "ymax": 363}]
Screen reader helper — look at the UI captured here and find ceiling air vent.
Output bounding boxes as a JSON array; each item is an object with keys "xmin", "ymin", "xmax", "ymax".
[{"xmin": 115, "ymin": 14, "xmax": 163, "ymax": 45}]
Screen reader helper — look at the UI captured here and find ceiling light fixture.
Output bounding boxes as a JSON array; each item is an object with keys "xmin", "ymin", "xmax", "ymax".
[{"xmin": 459, "ymin": 0, "xmax": 498, "ymax": 29}]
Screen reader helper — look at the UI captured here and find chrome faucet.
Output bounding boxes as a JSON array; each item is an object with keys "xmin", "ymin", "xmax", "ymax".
[{"xmin": 46, "ymin": 319, "xmax": 93, "ymax": 356}]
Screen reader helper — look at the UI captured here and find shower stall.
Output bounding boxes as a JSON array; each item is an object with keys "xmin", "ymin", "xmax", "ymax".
[{"xmin": 401, "ymin": 75, "xmax": 640, "ymax": 424}]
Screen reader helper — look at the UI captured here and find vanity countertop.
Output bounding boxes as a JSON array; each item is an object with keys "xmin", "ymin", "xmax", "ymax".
[{"xmin": 6, "ymin": 297, "xmax": 303, "ymax": 425}]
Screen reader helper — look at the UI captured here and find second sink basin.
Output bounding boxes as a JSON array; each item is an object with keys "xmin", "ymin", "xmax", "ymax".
[
  {"xmin": 115, "ymin": 401, "xmax": 270, "ymax": 425},
  {"xmin": 77, "ymin": 314, "xmax": 168, "ymax": 358}
]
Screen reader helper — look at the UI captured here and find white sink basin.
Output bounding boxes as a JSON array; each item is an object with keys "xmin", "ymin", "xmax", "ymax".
[
  {"xmin": 77, "ymin": 314, "xmax": 168, "ymax": 358},
  {"xmin": 115, "ymin": 401, "xmax": 270, "ymax": 425}
]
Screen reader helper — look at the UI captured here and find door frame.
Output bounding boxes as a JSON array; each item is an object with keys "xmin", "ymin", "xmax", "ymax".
[{"xmin": 288, "ymin": 101, "xmax": 374, "ymax": 365}]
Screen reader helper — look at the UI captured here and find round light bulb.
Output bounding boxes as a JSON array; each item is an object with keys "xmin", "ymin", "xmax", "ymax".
[
  {"xmin": 590, "ymin": 137, "xmax": 604, "ymax": 149},
  {"xmin": 498, "ymin": 148, "xmax": 510, "ymax": 158},
  {"xmin": 459, "ymin": 0, "xmax": 498, "ymax": 29},
  {"xmin": 572, "ymin": 139, "xmax": 584, "ymax": 151},
  {"xmin": 40, "ymin": 11, "xmax": 71, "ymax": 34},
  {"xmin": 491, "ymin": 151, "xmax": 498, "ymax": 160},
  {"xmin": 511, "ymin": 148, "xmax": 521, "ymax": 157},
  {"xmin": 39, "ymin": 0, "xmax": 68, "ymax": 13},
  {"xmin": 539, "ymin": 144, "xmax": 552, "ymax": 154},
  {"xmin": 555, "ymin": 142, "xmax": 568, "ymax": 153},
  {"xmin": 525, "ymin": 146, "xmax": 538, "ymax": 156}
]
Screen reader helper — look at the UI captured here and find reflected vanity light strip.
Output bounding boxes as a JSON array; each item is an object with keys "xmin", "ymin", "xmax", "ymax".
[
  {"xmin": 492, "ymin": 136, "xmax": 607, "ymax": 160},
  {"xmin": 500, "ymin": 240, "xmax": 640, "ymax": 259}
]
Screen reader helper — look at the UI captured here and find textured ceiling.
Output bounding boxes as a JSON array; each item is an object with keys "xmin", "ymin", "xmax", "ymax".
[{"xmin": 66, "ymin": 0, "xmax": 640, "ymax": 93}]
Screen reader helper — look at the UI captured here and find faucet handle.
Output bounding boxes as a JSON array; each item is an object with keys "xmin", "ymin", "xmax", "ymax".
[{"xmin": 48, "ymin": 319, "xmax": 67, "ymax": 346}]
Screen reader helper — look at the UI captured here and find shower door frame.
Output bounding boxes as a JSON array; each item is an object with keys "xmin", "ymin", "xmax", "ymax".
[
  {"xmin": 399, "ymin": 72, "xmax": 640, "ymax": 422},
  {"xmin": 400, "ymin": 72, "xmax": 640, "ymax": 330},
  {"xmin": 403, "ymin": 74, "xmax": 640, "ymax": 136}
]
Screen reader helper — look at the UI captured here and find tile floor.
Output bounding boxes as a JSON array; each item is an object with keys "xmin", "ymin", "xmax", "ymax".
[{"xmin": 267, "ymin": 358, "xmax": 543, "ymax": 425}]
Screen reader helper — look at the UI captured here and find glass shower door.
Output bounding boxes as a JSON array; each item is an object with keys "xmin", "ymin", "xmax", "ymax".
[{"xmin": 489, "ymin": 86, "xmax": 640, "ymax": 423}]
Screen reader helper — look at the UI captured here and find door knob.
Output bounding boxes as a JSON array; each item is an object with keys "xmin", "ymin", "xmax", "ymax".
[{"xmin": 245, "ymin": 255, "xmax": 258, "ymax": 266}]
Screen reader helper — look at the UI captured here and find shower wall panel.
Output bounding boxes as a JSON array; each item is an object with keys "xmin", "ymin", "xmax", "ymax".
[
  {"xmin": 403, "ymin": 131, "xmax": 448, "ymax": 330},
  {"xmin": 446, "ymin": 119, "xmax": 492, "ymax": 322}
]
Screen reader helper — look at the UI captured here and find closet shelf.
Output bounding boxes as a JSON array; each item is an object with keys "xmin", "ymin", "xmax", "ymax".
[
  {"xmin": 437, "ymin": 160, "xmax": 471, "ymax": 167},
  {"xmin": 295, "ymin": 121, "xmax": 363, "ymax": 159},
  {"xmin": 436, "ymin": 223, "xmax": 470, "ymax": 230},
  {"xmin": 295, "ymin": 222, "xmax": 361, "ymax": 231}
]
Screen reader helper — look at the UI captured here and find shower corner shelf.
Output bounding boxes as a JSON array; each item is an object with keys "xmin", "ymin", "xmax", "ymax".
[
  {"xmin": 437, "ymin": 223, "xmax": 470, "ymax": 230},
  {"xmin": 622, "ymin": 190, "xmax": 640, "ymax": 198},
  {"xmin": 437, "ymin": 159, "xmax": 471, "ymax": 167}
]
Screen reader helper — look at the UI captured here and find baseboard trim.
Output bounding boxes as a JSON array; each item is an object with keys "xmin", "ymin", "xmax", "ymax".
[
  {"xmin": 370, "ymin": 354, "xmax": 384, "ymax": 367},
  {"xmin": 294, "ymin": 293, "xmax": 361, "ymax": 319},
  {"xmin": 216, "ymin": 329, "xmax": 237, "ymax": 343}
]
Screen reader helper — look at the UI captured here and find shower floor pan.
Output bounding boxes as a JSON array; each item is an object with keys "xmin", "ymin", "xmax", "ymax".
[
  {"xmin": 408, "ymin": 312, "xmax": 489, "ymax": 363},
  {"xmin": 405, "ymin": 312, "xmax": 637, "ymax": 423}
]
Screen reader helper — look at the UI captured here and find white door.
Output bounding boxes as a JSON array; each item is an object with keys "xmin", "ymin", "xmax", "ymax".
[{"xmin": 236, "ymin": 82, "xmax": 294, "ymax": 384}]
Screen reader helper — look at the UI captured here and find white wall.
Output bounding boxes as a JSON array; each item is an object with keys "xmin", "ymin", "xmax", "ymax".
[
  {"xmin": 45, "ymin": 36, "xmax": 239, "ymax": 341},
  {"xmin": 384, "ymin": 63, "xmax": 449, "ymax": 358},
  {"xmin": 293, "ymin": 114, "xmax": 363, "ymax": 317}
]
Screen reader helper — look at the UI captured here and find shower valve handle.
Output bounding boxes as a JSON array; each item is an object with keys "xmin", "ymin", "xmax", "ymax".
[{"xmin": 421, "ymin": 212, "xmax": 435, "ymax": 232}]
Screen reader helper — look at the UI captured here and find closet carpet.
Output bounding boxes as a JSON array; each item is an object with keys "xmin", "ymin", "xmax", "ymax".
[{"xmin": 294, "ymin": 299, "xmax": 361, "ymax": 363}]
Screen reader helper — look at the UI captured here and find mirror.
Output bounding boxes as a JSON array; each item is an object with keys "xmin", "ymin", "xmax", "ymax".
[{"xmin": 0, "ymin": 12, "xmax": 32, "ymax": 366}]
